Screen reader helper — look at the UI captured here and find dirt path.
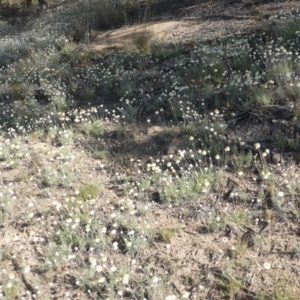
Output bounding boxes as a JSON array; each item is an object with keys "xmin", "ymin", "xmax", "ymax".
[{"xmin": 91, "ymin": 0, "xmax": 300, "ymax": 51}]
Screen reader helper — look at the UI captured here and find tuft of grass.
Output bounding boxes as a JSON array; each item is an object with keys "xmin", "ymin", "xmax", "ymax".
[
  {"xmin": 15, "ymin": 171, "xmax": 29, "ymax": 182},
  {"xmin": 234, "ymin": 151, "xmax": 253, "ymax": 170},
  {"xmin": 276, "ymin": 19, "xmax": 300, "ymax": 42},
  {"xmin": 82, "ymin": 119, "xmax": 105, "ymax": 137},
  {"xmin": 119, "ymin": 103, "xmax": 139, "ymax": 123},
  {"xmin": 144, "ymin": 69, "xmax": 159, "ymax": 80},
  {"xmin": 93, "ymin": 149, "xmax": 107, "ymax": 159},
  {"xmin": 0, "ymin": 193, "xmax": 15, "ymax": 222},
  {"xmin": 231, "ymin": 51, "xmax": 251, "ymax": 71},
  {"xmin": 252, "ymin": 89, "xmax": 273, "ymax": 105},
  {"xmin": 40, "ymin": 165, "xmax": 75, "ymax": 188},
  {"xmin": 206, "ymin": 57, "xmax": 226, "ymax": 84},
  {"xmin": 158, "ymin": 227, "xmax": 175, "ymax": 243},
  {"xmin": 151, "ymin": 43, "xmax": 185, "ymax": 59},
  {"xmin": 226, "ymin": 209, "xmax": 247, "ymax": 227},
  {"xmin": 2, "ymin": 279, "xmax": 23, "ymax": 300},
  {"xmin": 132, "ymin": 33, "xmax": 153, "ymax": 52},
  {"xmin": 229, "ymin": 241, "xmax": 249, "ymax": 259},
  {"xmin": 80, "ymin": 85, "xmax": 96, "ymax": 100},
  {"xmin": 225, "ymin": 83, "xmax": 246, "ymax": 105},
  {"xmin": 265, "ymin": 59, "xmax": 294, "ymax": 82},
  {"xmin": 257, "ymin": 286, "xmax": 299, "ymax": 300},
  {"xmin": 77, "ymin": 183, "xmax": 101, "ymax": 201},
  {"xmin": 204, "ymin": 216, "xmax": 226, "ymax": 233},
  {"xmin": 58, "ymin": 129, "xmax": 76, "ymax": 146},
  {"xmin": 215, "ymin": 273, "xmax": 244, "ymax": 299},
  {"xmin": 273, "ymin": 135, "xmax": 289, "ymax": 149}
]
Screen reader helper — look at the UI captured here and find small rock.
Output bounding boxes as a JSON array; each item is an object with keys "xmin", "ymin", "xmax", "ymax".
[
  {"xmin": 270, "ymin": 152, "xmax": 281, "ymax": 164},
  {"xmin": 29, "ymin": 142, "xmax": 47, "ymax": 151},
  {"xmin": 147, "ymin": 126, "xmax": 163, "ymax": 136},
  {"xmin": 167, "ymin": 145, "xmax": 176, "ymax": 155}
]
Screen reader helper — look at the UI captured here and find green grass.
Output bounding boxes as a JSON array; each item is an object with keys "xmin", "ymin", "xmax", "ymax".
[
  {"xmin": 151, "ymin": 43, "xmax": 185, "ymax": 59},
  {"xmin": 252, "ymin": 89, "xmax": 273, "ymax": 105},
  {"xmin": 0, "ymin": 193, "xmax": 15, "ymax": 222},
  {"xmin": 82, "ymin": 119, "xmax": 105, "ymax": 137},
  {"xmin": 77, "ymin": 183, "xmax": 101, "ymax": 201}
]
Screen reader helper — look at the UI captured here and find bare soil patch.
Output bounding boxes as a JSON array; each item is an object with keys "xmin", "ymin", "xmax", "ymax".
[{"xmin": 91, "ymin": 0, "xmax": 300, "ymax": 50}]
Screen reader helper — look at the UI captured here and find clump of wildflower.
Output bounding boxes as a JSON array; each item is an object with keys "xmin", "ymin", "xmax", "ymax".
[
  {"xmin": 122, "ymin": 274, "xmax": 130, "ymax": 284},
  {"xmin": 98, "ymin": 276, "xmax": 106, "ymax": 283},
  {"xmin": 254, "ymin": 143, "xmax": 260, "ymax": 149},
  {"xmin": 181, "ymin": 290, "xmax": 190, "ymax": 298},
  {"xmin": 222, "ymin": 237, "xmax": 228, "ymax": 244},
  {"xmin": 263, "ymin": 262, "xmax": 271, "ymax": 270},
  {"xmin": 125, "ymin": 239, "xmax": 132, "ymax": 247},
  {"xmin": 110, "ymin": 266, "xmax": 117, "ymax": 272},
  {"xmin": 67, "ymin": 254, "xmax": 76, "ymax": 260},
  {"xmin": 89, "ymin": 257, "xmax": 97, "ymax": 268},
  {"xmin": 113, "ymin": 241, "xmax": 118, "ymax": 250},
  {"xmin": 66, "ymin": 218, "xmax": 72, "ymax": 224},
  {"xmin": 278, "ymin": 191, "xmax": 284, "ymax": 197},
  {"xmin": 6, "ymin": 282, "xmax": 13, "ymax": 288},
  {"xmin": 151, "ymin": 276, "xmax": 159, "ymax": 283},
  {"xmin": 28, "ymin": 212, "xmax": 34, "ymax": 219},
  {"xmin": 96, "ymin": 265, "xmax": 103, "ymax": 272},
  {"xmin": 165, "ymin": 295, "xmax": 176, "ymax": 300}
]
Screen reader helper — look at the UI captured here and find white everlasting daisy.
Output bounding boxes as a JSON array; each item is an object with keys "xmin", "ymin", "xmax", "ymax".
[{"xmin": 263, "ymin": 262, "xmax": 271, "ymax": 270}]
